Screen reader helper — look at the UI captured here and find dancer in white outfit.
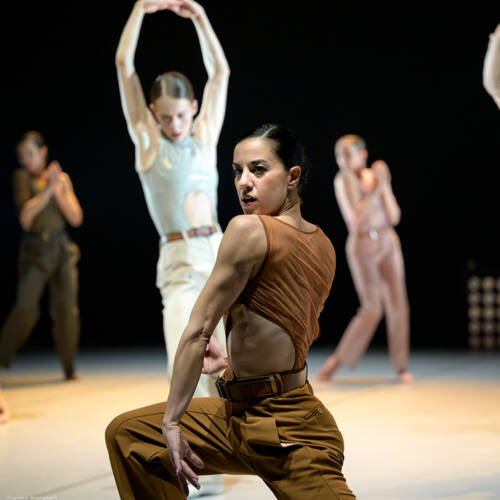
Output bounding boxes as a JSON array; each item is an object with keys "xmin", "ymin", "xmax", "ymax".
[{"xmin": 115, "ymin": 2, "xmax": 229, "ymax": 494}]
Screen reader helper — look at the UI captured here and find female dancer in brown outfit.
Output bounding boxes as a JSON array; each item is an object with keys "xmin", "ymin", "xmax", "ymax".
[{"xmin": 105, "ymin": 124, "xmax": 356, "ymax": 499}]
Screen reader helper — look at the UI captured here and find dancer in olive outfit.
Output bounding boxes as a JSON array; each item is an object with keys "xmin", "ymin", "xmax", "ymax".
[{"xmin": 0, "ymin": 131, "xmax": 83, "ymax": 394}]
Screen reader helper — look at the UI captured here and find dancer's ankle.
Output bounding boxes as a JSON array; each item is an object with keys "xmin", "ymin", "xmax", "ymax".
[
  {"xmin": 316, "ymin": 355, "xmax": 341, "ymax": 381},
  {"xmin": 398, "ymin": 370, "xmax": 413, "ymax": 383}
]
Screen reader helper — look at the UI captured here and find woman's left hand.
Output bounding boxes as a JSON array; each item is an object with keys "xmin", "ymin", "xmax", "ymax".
[
  {"xmin": 166, "ymin": 0, "xmax": 204, "ymax": 19},
  {"xmin": 162, "ymin": 421, "xmax": 204, "ymax": 496},
  {"xmin": 202, "ymin": 337, "xmax": 228, "ymax": 375},
  {"xmin": 371, "ymin": 160, "xmax": 391, "ymax": 184}
]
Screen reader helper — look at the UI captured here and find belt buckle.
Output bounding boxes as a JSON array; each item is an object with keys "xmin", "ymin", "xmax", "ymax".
[
  {"xmin": 268, "ymin": 374, "xmax": 283, "ymax": 395},
  {"xmin": 41, "ymin": 231, "xmax": 50, "ymax": 242},
  {"xmin": 369, "ymin": 228, "xmax": 379, "ymax": 241},
  {"xmin": 216, "ymin": 377, "xmax": 228, "ymax": 401},
  {"xmin": 199, "ymin": 226, "xmax": 211, "ymax": 237}
]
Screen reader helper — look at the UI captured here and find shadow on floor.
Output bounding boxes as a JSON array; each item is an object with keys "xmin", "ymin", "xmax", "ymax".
[{"xmin": 2, "ymin": 375, "xmax": 67, "ymax": 388}]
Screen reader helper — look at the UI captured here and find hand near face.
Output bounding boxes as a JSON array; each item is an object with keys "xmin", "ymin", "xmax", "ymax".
[
  {"xmin": 360, "ymin": 168, "xmax": 377, "ymax": 193},
  {"xmin": 371, "ymin": 160, "xmax": 391, "ymax": 185},
  {"xmin": 161, "ymin": 422, "xmax": 204, "ymax": 497},
  {"xmin": 47, "ymin": 161, "xmax": 63, "ymax": 186}
]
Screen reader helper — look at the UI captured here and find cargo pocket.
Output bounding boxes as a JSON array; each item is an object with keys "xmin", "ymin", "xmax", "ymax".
[{"xmin": 235, "ymin": 415, "xmax": 293, "ymax": 479}]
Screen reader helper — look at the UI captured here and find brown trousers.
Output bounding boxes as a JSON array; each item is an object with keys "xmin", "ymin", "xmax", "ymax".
[
  {"xmin": 105, "ymin": 382, "xmax": 356, "ymax": 499},
  {"xmin": 335, "ymin": 227, "xmax": 410, "ymax": 372},
  {"xmin": 0, "ymin": 232, "xmax": 80, "ymax": 374}
]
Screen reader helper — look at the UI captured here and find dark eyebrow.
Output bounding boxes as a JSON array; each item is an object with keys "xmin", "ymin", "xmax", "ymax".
[
  {"xmin": 232, "ymin": 159, "xmax": 271, "ymax": 168},
  {"xmin": 250, "ymin": 159, "xmax": 270, "ymax": 166}
]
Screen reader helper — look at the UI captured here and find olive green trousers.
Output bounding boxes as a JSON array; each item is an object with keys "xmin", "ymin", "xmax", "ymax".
[{"xmin": 0, "ymin": 232, "xmax": 80, "ymax": 375}]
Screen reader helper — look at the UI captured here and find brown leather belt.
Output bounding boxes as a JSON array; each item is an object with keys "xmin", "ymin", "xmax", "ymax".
[
  {"xmin": 160, "ymin": 225, "xmax": 218, "ymax": 244},
  {"xmin": 216, "ymin": 365, "xmax": 308, "ymax": 402}
]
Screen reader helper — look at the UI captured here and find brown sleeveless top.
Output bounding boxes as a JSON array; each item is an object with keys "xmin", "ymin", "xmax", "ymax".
[{"xmin": 232, "ymin": 215, "xmax": 336, "ymax": 370}]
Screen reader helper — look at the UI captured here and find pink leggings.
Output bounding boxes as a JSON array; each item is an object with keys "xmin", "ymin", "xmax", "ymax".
[{"xmin": 335, "ymin": 228, "xmax": 410, "ymax": 372}]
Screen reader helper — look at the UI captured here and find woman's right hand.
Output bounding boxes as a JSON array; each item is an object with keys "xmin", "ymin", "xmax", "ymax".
[
  {"xmin": 162, "ymin": 421, "xmax": 204, "ymax": 496},
  {"xmin": 360, "ymin": 168, "xmax": 377, "ymax": 193}
]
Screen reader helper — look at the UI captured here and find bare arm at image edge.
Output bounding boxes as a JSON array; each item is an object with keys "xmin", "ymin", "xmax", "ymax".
[{"xmin": 483, "ymin": 24, "xmax": 500, "ymax": 109}]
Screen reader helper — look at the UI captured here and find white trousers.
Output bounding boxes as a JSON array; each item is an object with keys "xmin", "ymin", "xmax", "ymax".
[{"xmin": 156, "ymin": 231, "xmax": 225, "ymax": 398}]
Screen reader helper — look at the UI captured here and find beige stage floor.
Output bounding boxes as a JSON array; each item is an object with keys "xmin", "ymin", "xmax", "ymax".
[{"xmin": 1, "ymin": 348, "xmax": 499, "ymax": 499}]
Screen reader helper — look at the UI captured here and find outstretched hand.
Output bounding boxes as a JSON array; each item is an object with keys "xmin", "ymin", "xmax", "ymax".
[
  {"xmin": 162, "ymin": 422, "xmax": 204, "ymax": 496},
  {"xmin": 202, "ymin": 336, "xmax": 228, "ymax": 375}
]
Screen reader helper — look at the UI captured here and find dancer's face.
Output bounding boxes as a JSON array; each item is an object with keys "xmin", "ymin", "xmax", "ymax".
[
  {"xmin": 335, "ymin": 139, "xmax": 367, "ymax": 172},
  {"xmin": 17, "ymin": 140, "xmax": 47, "ymax": 175},
  {"xmin": 232, "ymin": 138, "xmax": 300, "ymax": 215},
  {"xmin": 150, "ymin": 95, "xmax": 198, "ymax": 142}
]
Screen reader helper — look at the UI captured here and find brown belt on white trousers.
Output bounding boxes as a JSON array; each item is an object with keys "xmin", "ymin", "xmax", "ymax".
[{"xmin": 160, "ymin": 225, "xmax": 218, "ymax": 245}]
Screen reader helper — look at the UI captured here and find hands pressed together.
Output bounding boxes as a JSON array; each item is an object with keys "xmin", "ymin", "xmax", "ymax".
[
  {"xmin": 360, "ymin": 160, "xmax": 391, "ymax": 193},
  {"xmin": 46, "ymin": 161, "xmax": 68, "ymax": 196},
  {"xmin": 140, "ymin": 0, "xmax": 204, "ymax": 19}
]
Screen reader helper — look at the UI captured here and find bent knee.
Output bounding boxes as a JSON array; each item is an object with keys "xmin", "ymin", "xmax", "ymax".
[
  {"xmin": 358, "ymin": 307, "xmax": 382, "ymax": 323},
  {"xmin": 105, "ymin": 411, "xmax": 133, "ymax": 447}
]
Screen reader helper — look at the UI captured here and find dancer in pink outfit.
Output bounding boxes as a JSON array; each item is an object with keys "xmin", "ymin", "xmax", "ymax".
[{"xmin": 317, "ymin": 135, "xmax": 412, "ymax": 383}]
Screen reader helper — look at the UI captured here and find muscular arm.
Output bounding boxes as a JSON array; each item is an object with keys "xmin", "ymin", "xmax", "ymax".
[
  {"xmin": 190, "ymin": 4, "xmax": 230, "ymax": 147},
  {"xmin": 14, "ymin": 171, "xmax": 55, "ymax": 231},
  {"xmin": 483, "ymin": 24, "xmax": 500, "ymax": 109},
  {"xmin": 163, "ymin": 215, "xmax": 266, "ymax": 425},
  {"xmin": 115, "ymin": 0, "xmax": 160, "ymax": 170}
]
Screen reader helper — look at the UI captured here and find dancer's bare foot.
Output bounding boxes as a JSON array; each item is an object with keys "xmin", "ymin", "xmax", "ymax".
[
  {"xmin": 316, "ymin": 355, "xmax": 341, "ymax": 382},
  {"xmin": 0, "ymin": 387, "xmax": 10, "ymax": 424},
  {"xmin": 398, "ymin": 371, "xmax": 413, "ymax": 383}
]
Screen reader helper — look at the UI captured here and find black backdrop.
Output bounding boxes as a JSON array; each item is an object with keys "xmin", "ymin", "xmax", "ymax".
[{"xmin": 1, "ymin": 2, "xmax": 499, "ymax": 353}]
